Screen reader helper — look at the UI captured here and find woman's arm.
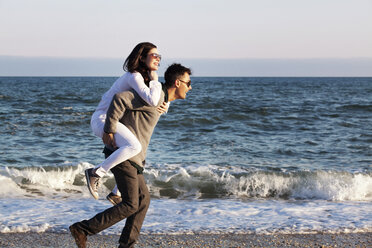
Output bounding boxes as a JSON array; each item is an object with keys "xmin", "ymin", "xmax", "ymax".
[{"xmin": 128, "ymin": 72, "xmax": 162, "ymax": 106}]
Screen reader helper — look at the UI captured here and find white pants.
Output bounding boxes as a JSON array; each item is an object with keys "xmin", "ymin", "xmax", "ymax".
[{"xmin": 90, "ymin": 110, "xmax": 142, "ymax": 180}]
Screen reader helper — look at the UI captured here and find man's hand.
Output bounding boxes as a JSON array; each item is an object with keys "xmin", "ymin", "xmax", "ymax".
[
  {"xmin": 102, "ymin": 132, "xmax": 117, "ymax": 149},
  {"xmin": 157, "ymin": 102, "xmax": 169, "ymax": 114}
]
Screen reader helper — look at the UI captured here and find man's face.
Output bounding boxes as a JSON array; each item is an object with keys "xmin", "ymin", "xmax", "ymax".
[{"xmin": 175, "ymin": 72, "xmax": 191, "ymax": 99}]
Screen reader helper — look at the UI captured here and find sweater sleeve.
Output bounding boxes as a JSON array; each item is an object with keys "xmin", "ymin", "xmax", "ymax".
[
  {"xmin": 128, "ymin": 72, "xmax": 162, "ymax": 106},
  {"xmin": 103, "ymin": 92, "xmax": 129, "ymax": 134}
]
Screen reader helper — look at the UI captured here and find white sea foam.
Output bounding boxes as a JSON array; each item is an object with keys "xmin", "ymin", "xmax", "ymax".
[
  {"xmin": 0, "ymin": 198, "xmax": 371, "ymax": 235},
  {"xmin": 0, "ymin": 163, "xmax": 371, "ymax": 235},
  {"xmin": 0, "ymin": 163, "xmax": 106, "ymax": 199},
  {"xmin": 145, "ymin": 164, "xmax": 372, "ymax": 201},
  {"xmin": 0, "ymin": 224, "xmax": 50, "ymax": 233},
  {"xmin": 1, "ymin": 164, "xmax": 371, "ymax": 202}
]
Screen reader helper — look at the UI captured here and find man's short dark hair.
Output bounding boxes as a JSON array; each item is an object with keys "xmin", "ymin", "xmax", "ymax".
[{"xmin": 164, "ymin": 63, "xmax": 192, "ymax": 89}]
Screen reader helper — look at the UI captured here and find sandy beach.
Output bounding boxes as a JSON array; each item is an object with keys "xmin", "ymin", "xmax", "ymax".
[{"xmin": 0, "ymin": 232, "xmax": 371, "ymax": 248}]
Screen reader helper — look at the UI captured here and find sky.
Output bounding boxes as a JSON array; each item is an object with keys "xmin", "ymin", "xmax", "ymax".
[{"xmin": 0, "ymin": 0, "xmax": 371, "ymax": 76}]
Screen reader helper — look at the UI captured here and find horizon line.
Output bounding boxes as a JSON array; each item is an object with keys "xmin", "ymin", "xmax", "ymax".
[
  {"xmin": 1, "ymin": 75, "xmax": 371, "ymax": 78},
  {"xmin": 2, "ymin": 56, "xmax": 371, "ymax": 77},
  {"xmin": 1, "ymin": 55, "xmax": 372, "ymax": 60}
]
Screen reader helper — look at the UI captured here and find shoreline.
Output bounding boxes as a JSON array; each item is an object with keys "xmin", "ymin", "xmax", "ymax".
[{"xmin": 0, "ymin": 232, "xmax": 371, "ymax": 247}]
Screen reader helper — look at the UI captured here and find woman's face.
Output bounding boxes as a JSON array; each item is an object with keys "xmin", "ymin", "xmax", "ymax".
[{"xmin": 145, "ymin": 48, "xmax": 161, "ymax": 71}]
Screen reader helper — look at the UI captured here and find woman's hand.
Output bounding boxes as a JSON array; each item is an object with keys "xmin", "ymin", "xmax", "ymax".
[
  {"xmin": 157, "ymin": 102, "xmax": 169, "ymax": 114},
  {"xmin": 102, "ymin": 132, "xmax": 117, "ymax": 149},
  {"xmin": 149, "ymin": 71, "xmax": 158, "ymax": 82}
]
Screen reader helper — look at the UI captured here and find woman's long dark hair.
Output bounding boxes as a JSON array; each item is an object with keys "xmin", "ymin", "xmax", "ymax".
[{"xmin": 123, "ymin": 42, "xmax": 157, "ymax": 85}]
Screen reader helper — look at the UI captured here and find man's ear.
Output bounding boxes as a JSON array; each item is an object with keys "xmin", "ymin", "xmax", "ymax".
[{"xmin": 174, "ymin": 79, "xmax": 181, "ymax": 88}]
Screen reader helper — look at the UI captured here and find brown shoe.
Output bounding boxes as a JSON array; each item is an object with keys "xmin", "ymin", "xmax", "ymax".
[
  {"xmin": 69, "ymin": 223, "xmax": 87, "ymax": 248},
  {"xmin": 106, "ymin": 192, "xmax": 122, "ymax": 206}
]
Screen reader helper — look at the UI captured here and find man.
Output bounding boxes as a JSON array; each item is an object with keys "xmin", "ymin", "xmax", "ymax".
[{"xmin": 69, "ymin": 63, "xmax": 192, "ymax": 248}]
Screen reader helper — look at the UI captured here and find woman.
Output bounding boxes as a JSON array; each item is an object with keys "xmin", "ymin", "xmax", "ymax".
[{"xmin": 86, "ymin": 42, "xmax": 167, "ymax": 201}]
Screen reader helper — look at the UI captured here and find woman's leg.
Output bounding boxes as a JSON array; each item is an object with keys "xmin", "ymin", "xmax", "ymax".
[
  {"xmin": 94, "ymin": 122, "xmax": 142, "ymax": 177},
  {"xmin": 87, "ymin": 113, "xmax": 139, "ymax": 199},
  {"xmin": 90, "ymin": 111, "xmax": 106, "ymax": 138}
]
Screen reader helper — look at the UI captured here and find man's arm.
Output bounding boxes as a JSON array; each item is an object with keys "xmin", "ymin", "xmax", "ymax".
[{"xmin": 103, "ymin": 91, "xmax": 132, "ymax": 134}]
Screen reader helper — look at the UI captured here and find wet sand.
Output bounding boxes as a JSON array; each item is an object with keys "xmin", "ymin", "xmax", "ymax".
[{"xmin": 0, "ymin": 232, "xmax": 371, "ymax": 247}]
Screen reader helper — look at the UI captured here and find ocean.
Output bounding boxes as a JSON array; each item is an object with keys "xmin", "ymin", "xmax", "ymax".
[{"xmin": 0, "ymin": 76, "xmax": 371, "ymax": 235}]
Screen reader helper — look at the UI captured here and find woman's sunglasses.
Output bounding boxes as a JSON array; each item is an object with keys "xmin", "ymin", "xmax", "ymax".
[{"xmin": 149, "ymin": 53, "xmax": 162, "ymax": 60}]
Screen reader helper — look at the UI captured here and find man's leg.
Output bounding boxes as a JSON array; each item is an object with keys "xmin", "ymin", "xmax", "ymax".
[
  {"xmin": 119, "ymin": 173, "xmax": 150, "ymax": 248},
  {"xmin": 73, "ymin": 161, "xmax": 139, "ymax": 235}
]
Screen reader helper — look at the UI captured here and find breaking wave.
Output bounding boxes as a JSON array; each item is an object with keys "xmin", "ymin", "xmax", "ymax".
[{"xmin": 1, "ymin": 163, "xmax": 371, "ymax": 202}]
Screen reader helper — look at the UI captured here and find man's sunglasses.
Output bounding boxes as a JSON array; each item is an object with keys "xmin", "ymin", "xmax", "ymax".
[{"xmin": 178, "ymin": 79, "xmax": 191, "ymax": 87}]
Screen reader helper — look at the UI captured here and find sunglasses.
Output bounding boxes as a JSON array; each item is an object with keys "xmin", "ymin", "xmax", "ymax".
[
  {"xmin": 178, "ymin": 79, "xmax": 191, "ymax": 87},
  {"xmin": 149, "ymin": 53, "xmax": 162, "ymax": 60}
]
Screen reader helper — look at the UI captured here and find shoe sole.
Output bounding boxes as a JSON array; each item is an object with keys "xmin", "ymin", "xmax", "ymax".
[
  {"xmin": 85, "ymin": 169, "xmax": 99, "ymax": 200},
  {"xmin": 106, "ymin": 195, "xmax": 118, "ymax": 206}
]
